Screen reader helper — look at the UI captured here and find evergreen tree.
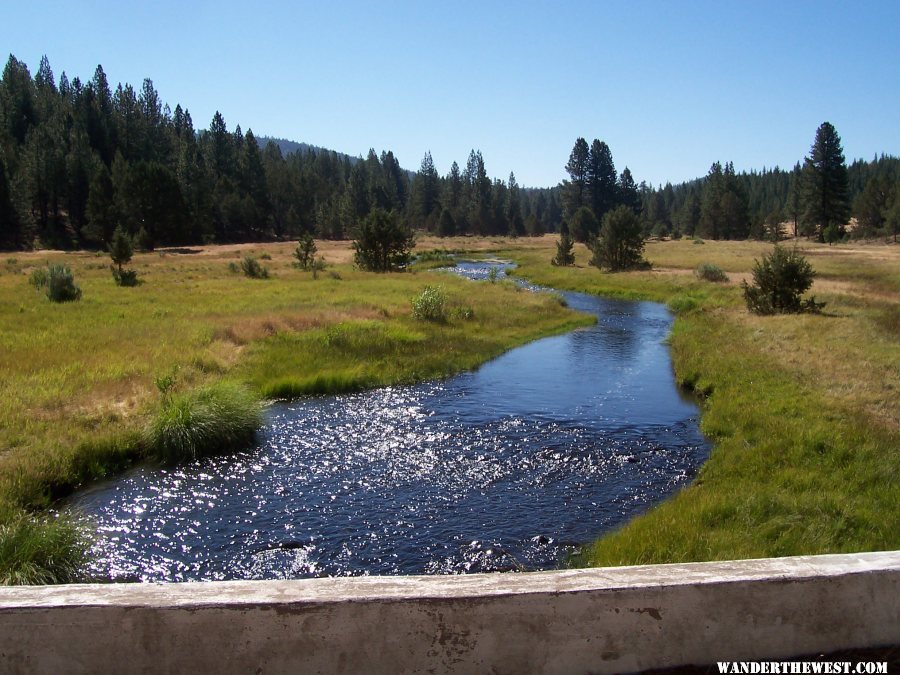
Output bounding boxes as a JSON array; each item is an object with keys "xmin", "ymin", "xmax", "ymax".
[
  {"xmin": 108, "ymin": 225, "xmax": 133, "ymax": 273},
  {"xmin": 506, "ymin": 172, "xmax": 524, "ymax": 236},
  {"xmin": 84, "ymin": 163, "xmax": 116, "ymax": 245},
  {"xmin": 411, "ymin": 151, "xmax": 441, "ymax": 229},
  {"xmin": 587, "ymin": 139, "xmax": 617, "ymax": 221},
  {"xmin": 617, "ymin": 167, "xmax": 641, "ymax": 214},
  {"xmin": 551, "ymin": 225, "xmax": 575, "ymax": 266},
  {"xmin": 437, "ymin": 207, "xmax": 456, "ymax": 237},
  {"xmin": 801, "ymin": 122, "xmax": 850, "ymax": 241},
  {"xmin": 569, "ymin": 206, "xmax": 599, "ymax": 243},
  {"xmin": 590, "ymin": 205, "xmax": 646, "ymax": 271},
  {"xmin": 352, "ymin": 207, "xmax": 414, "ymax": 272},
  {"xmin": 561, "ymin": 137, "xmax": 589, "ymax": 219}
]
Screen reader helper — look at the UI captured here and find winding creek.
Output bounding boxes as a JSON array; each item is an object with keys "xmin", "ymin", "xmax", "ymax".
[{"xmin": 69, "ymin": 262, "xmax": 709, "ymax": 582}]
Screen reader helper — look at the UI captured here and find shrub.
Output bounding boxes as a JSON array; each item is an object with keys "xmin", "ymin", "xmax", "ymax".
[
  {"xmin": 45, "ymin": 263, "xmax": 82, "ymax": 302},
  {"xmin": 695, "ymin": 262, "xmax": 729, "ymax": 282},
  {"xmin": 28, "ymin": 267, "xmax": 49, "ymax": 289},
  {"xmin": 227, "ymin": 261, "xmax": 240, "ymax": 274},
  {"xmin": 241, "ymin": 255, "xmax": 269, "ymax": 279},
  {"xmin": 111, "ymin": 266, "xmax": 139, "ymax": 286},
  {"xmin": 310, "ymin": 256, "xmax": 327, "ymax": 280},
  {"xmin": 411, "ymin": 285, "xmax": 447, "ymax": 322},
  {"xmin": 294, "ymin": 233, "xmax": 317, "ymax": 270},
  {"xmin": 259, "ymin": 253, "xmax": 272, "ymax": 260},
  {"xmin": 692, "ymin": 237, "xmax": 705, "ymax": 245},
  {"xmin": 487, "ymin": 266, "xmax": 499, "ymax": 284},
  {"xmin": 108, "ymin": 226, "xmax": 133, "ymax": 273},
  {"xmin": 551, "ymin": 229, "xmax": 575, "ymax": 266},
  {"xmin": 590, "ymin": 206, "xmax": 647, "ymax": 271},
  {"xmin": 0, "ymin": 512, "xmax": 89, "ymax": 585},
  {"xmin": 144, "ymin": 383, "xmax": 263, "ymax": 463},
  {"xmin": 742, "ymin": 245, "xmax": 824, "ymax": 315},
  {"xmin": 353, "ymin": 208, "xmax": 414, "ymax": 272}
]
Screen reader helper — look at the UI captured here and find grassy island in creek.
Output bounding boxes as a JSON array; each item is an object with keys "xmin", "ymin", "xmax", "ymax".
[{"xmin": 0, "ymin": 235, "xmax": 898, "ymax": 582}]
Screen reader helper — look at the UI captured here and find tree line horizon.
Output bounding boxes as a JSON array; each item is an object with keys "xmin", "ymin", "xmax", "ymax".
[{"xmin": 1, "ymin": 54, "xmax": 898, "ymax": 251}]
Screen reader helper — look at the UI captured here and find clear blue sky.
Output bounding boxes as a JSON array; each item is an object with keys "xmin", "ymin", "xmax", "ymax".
[{"xmin": 3, "ymin": 0, "xmax": 898, "ymax": 187}]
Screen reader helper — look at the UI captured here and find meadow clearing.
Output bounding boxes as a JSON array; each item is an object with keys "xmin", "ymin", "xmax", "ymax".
[{"xmin": 0, "ymin": 234, "xmax": 897, "ymax": 581}]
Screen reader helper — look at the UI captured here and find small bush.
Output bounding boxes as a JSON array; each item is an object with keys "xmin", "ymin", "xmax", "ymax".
[
  {"xmin": 487, "ymin": 266, "xmax": 499, "ymax": 283},
  {"xmin": 144, "ymin": 383, "xmax": 263, "ymax": 463},
  {"xmin": 692, "ymin": 237, "xmax": 705, "ymax": 245},
  {"xmin": 241, "ymin": 256, "xmax": 269, "ymax": 279},
  {"xmin": 411, "ymin": 285, "xmax": 447, "ymax": 322},
  {"xmin": 45, "ymin": 264, "xmax": 82, "ymax": 302},
  {"xmin": 695, "ymin": 262, "xmax": 728, "ymax": 282},
  {"xmin": 742, "ymin": 245, "xmax": 824, "ymax": 315},
  {"xmin": 111, "ymin": 266, "xmax": 139, "ymax": 286},
  {"xmin": 259, "ymin": 253, "xmax": 272, "ymax": 260},
  {"xmin": 227, "ymin": 261, "xmax": 240, "ymax": 274},
  {"xmin": 0, "ymin": 512, "xmax": 89, "ymax": 585},
  {"xmin": 294, "ymin": 234, "xmax": 317, "ymax": 270},
  {"xmin": 28, "ymin": 267, "xmax": 49, "ymax": 289}
]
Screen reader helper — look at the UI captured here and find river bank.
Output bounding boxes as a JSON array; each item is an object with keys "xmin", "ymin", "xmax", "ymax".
[
  {"xmin": 0, "ymin": 240, "xmax": 591, "ymax": 583},
  {"xmin": 1, "ymin": 235, "xmax": 896, "ymax": 582},
  {"xmin": 511, "ymin": 237, "xmax": 899, "ymax": 563}
]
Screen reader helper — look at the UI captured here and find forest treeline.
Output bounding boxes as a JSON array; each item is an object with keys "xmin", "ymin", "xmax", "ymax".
[
  {"xmin": 634, "ymin": 152, "xmax": 900, "ymax": 241},
  {"xmin": 1, "ymin": 54, "xmax": 898, "ymax": 251},
  {"xmin": 0, "ymin": 55, "xmax": 563, "ymax": 251}
]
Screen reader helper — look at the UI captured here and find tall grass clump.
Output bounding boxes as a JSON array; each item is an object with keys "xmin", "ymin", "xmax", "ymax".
[
  {"xmin": 240, "ymin": 255, "xmax": 269, "ymax": 279},
  {"xmin": 30, "ymin": 263, "xmax": 82, "ymax": 302},
  {"xmin": 695, "ymin": 262, "xmax": 729, "ymax": 282},
  {"xmin": 0, "ymin": 512, "xmax": 89, "ymax": 585},
  {"xmin": 411, "ymin": 285, "xmax": 447, "ymax": 322},
  {"xmin": 144, "ymin": 383, "xmax": 263, "ymax": 463}
]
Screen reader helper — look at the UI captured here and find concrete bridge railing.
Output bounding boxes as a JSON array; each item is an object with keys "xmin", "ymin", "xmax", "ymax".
[{"xmin": 0, "ymin": 551, "xmax": 897, "ymax": 673}]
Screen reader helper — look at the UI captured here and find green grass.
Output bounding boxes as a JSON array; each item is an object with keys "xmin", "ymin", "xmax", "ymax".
[
  {"xmin": 0, "ymin": 239, "xmax": 592, "ymax": 583},
  {"xmin": 512, "ymin": 237, "xmax": 900, "ymax": 564},
  {"xmin": 2, "ymin": 235, "xmax": 896, "ymax": 582},
  {"xmin": 144, "ymin": 383, "xmax": 263, "ymax": 463},
  {"xmin": 0, "ymin": 511, "xmax": 88, "ymax": 585}
]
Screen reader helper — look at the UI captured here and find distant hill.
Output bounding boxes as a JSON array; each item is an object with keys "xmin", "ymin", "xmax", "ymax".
[
  {"xmin": 258, "ymin": 136, "xmax": 418, "ymax": 180},
  {"xmin": 257, "ymin": 136, "xmax": 360, "ymax": 164}
]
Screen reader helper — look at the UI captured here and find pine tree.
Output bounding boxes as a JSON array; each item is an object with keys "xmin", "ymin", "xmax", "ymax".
[
  {"xmin": 801, "ymin": 122, "xmax": 850, "ymax": 241},
  {"xmin": 551, "ymin": 225, "xmax": 575, "ymax": 266},
  {"xmin": 411, "ymin": 151, "xmax": 440, "ymax": 229},
  {"xmin": 587, "ymin": 139, "xmax": 617, "ymax": 222},
  {"xmin": 352, "ymin": 207, "xmax": 414, "ymax": 272},
  {"xmin": 506, "ymin": 172, "xmax": 524, "ymax": 237},
  {"xmin": 590, "ymin": 205, "xmax": 646, "ymax": 271},
  {"xmin": 561, "ymin": 137, "xmax": 589, "ymax": 219}
]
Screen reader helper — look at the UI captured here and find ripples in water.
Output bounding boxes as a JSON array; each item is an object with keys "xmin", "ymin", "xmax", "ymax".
[{"xmin": 70, "ymin": 263, "xmax": 709, "ymax": 582}]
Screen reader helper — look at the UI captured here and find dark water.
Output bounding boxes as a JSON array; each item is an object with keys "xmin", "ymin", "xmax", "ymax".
[{"xmin": 69, "ymin": 262, "xmax": 709, "ymax": 582}]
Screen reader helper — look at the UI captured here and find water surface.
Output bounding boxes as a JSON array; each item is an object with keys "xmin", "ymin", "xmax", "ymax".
[{"xmin": 70, "ymin": 262, "xmax": 708, "ymax": 581}]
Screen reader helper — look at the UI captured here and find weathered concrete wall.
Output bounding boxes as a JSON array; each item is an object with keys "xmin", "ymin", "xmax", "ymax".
[{"xmin": 0, "ymin": 551, "xmax": 897, "ymax": 674}]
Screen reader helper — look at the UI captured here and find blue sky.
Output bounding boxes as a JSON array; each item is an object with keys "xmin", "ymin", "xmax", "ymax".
[{"xmin": 3, "ymin": 1, "xmax": 898, "ymax": 187}]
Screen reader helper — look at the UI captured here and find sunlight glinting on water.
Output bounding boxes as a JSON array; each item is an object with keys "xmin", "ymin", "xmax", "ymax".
[{"xmin": 70, "ymin": 262, "xmax": 709, "ymax": 582}]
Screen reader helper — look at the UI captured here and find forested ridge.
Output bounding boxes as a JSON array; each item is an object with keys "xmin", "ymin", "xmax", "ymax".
[
  {"xmin": 1, "ymin": 54, "xmax": 897, "ymax": 252},
  {"xmin": 0, "ymin": 55, "xmax": 564, "ymax": 251}
]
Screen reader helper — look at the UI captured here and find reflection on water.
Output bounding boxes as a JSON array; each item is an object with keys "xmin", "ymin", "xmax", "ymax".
[{"xmin": 69, "ymin": 262, "xmax": 709, "ymax": 582}]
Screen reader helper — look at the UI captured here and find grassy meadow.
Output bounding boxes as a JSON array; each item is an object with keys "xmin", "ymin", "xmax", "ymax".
[
  {"xmin": 0, "ymin": 233, "xmax": 897, "ymax": 581},
  {"xmin": 510, "ymin": 237, "xmax": 899, "ymax": 564},
  {"xmin": 0, "ymin": 240, "xmax": 591, "ymax": 582}
]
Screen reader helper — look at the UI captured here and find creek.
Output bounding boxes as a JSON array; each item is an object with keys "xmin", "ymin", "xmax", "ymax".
[{"xmin": 69, "ymin": 262, "xmax": 709, "ymax": 581}]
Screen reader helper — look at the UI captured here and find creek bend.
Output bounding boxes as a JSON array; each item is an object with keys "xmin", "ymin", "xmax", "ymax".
[{"xmin": 69, "ymin": 262, "xmax": 709, "ymax": 582}]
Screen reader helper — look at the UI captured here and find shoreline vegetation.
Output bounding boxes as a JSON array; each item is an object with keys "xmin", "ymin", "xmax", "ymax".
[
  {"xmin": 0, "ymin": 237, "xmax": 592, "ymax": 583},
  {"xmin": 1, "ymin": 235, "xmax": 897, "ymax": 582},
  {"xmin": 511, "ymin": 237, "xmax": 898, "ymax": 564}
]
